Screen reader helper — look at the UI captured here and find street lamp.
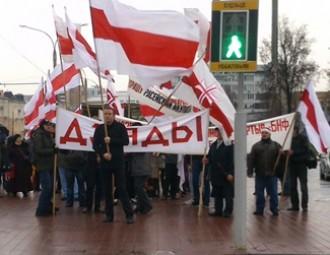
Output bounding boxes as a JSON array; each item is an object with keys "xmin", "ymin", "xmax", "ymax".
[{"xmin": 19, "ymin": 24, "xmax": 57, "ymax": 68}]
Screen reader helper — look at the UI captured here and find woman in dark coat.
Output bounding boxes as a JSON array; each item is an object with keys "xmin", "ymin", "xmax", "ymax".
[{"xmin": 8, "ymin": 134, "xmax": 33, "ymax": 198}]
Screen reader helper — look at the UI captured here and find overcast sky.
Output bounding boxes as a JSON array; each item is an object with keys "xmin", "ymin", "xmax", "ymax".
[{"xmin": 0, "ymin": 0, "xmax": 329, "ymax": 95}]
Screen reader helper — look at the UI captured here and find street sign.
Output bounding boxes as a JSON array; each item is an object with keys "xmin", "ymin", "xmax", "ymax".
[{"xmin": 211, "ymin": 0, "xmax": 259, "ymax": 72}]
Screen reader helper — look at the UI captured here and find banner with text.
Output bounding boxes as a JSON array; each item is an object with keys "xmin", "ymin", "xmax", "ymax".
[
  {"xmin": 56, "ymin": 108, "xmax": 209, "ymax": 154},
  {"xmin": 246, "ymin": 113, "xmax": 296, "ymax": 153}
]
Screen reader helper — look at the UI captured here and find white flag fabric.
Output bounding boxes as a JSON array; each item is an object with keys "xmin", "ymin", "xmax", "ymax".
[
  {"xmin": 297, "ymin": 82, "xmax": 330, "ymax": 153},
  {"xmin": 246, "ymin": 113, "xmax": 296, "ymax": 153},
  {"xmin": 56, "ymin": 108, "xmax": 209, "ymax": 155},
  {"xmin": 181, "ymin": 60, "xmax": 236, "ymax": 138},
  {"xmin": 89, "ymin": 0, "xmax": 200, "ymax": 87}
]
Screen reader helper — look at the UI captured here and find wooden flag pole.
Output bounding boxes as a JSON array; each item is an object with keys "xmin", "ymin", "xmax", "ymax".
[
  {"xmin": 198, "ymin": 148, "xmax": 208, "ymax": 217},
  {"xmin": 52, "ymin": 152, "xmax": 58, "ymax": 215},
  {"xmin": 272, "ymin": 113, "xmax": 296, "ymax": 176},
  {"xmin": 84, "ymin": 78, "xmax": 91, "ymax": 117}
]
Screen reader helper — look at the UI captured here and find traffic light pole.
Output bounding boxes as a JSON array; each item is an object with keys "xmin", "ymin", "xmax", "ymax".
[{"xmin": 233, "ymin": 72, "xmax": 247, "ymax": 249}]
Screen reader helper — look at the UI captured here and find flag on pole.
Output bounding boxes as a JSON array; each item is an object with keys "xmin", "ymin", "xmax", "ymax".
[
  {"xmin": 297, "ymin": 81, "xmax": 330, "ymax": 153},
  {"xmin": 46, "ymin": 63, "xmax": 80, "ymax": 99},
  {"xmin": 89, "ymin": 0, "xmax": 200, "ymax": 87}
]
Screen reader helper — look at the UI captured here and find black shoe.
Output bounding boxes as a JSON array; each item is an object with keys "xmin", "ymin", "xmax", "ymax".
[
  {"xmin": 287, "ymin": 207, "xmax": 299, "ymax": 211},
  {"xmin": 302, "ymin": 207, "xmax": 308, "ymax": 212},
  {"xmin": 223, "ymin": 212, "xmax": 232, "ymax": 218},
  {"xmin": 208, "ymin": 211, "xmax": 222, "ymax": 217},
  {"xmin": 36, "ymin": 211, "xmax": 52, "ymax": 217},
  {"xmin": 65, "ymin": 203, "xmax": 73, "ymax": 208},
  {"xmin": 103, "ymin": 217, "xmax": 113, "ymax": 223},
  {"xmin": 141, "ymin": 206, "xmax": 152, "ymax": 215},
  {"xmin": 126, "ymin": 215, "xmax": 135, "ymax": 224},
  {"xmin": 253, "ymin": 211, "xmax": 263, "ymax": 216},
  {"xmin": 94, "ymin": 208, "xmax": 104, "ymax": 213},
  {"xmin": 82, "ymin": 208, "xmax": 90, "ymax": 214},
  {"xmin": 272, "ymin": 211, "xmax": 279, "ymax": 216}
]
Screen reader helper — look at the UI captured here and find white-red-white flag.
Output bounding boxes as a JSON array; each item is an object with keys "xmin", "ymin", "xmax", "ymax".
[
  {"xmin": 46, "ymin": 63, "xmax": 80, "ymax": 99},
  {"xmin": 107, "ymin": 80, "xmax": 124, "ymax": 116},
  {"xmin": 181, "ymin": 61, "xmax": 236, "ymax": 137},
  {"xmin": 297, "ymin": 82, "xmax": 330, "ymax": 153},
  {"xmin": 89, "ymin": 0, "xmax": 200, "ymax": 87},
  {"xmin": 24, "ymin": 81, "xmax": 57, "ymax": 130},
  {"xmin": 53, "ymin": 11, "xmax": 73, "ymax": 62}
]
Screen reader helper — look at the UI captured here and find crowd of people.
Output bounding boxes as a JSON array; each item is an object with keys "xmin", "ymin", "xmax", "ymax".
[{"xmin": 0, "ymin": 108, "xmax": 314, "ymax": 224}]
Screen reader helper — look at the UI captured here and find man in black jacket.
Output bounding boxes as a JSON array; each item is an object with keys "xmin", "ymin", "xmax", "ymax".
[
  {"xmin": 288, "ymin": 127, "xmax": 309, "ymax": 212},
  {"xmin": 204, "ymin": 128, "xmax": 234, "ymax": 217},
  {"xmin": 248, "ymin": 127, "xmax": 281, "ymax": 216},
  {"xmin": 93, "ymin": 106, "xmax": 134, "ymax": 224}
]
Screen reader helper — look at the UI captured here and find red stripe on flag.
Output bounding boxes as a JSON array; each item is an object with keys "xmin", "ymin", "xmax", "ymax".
[
  {"xmin": 58, "ymin": 34, "xmax": 73, "ymax": 55},
  {"xmin": 91, "ymin": 8, "xmax": 198, "ymax": 68},
  {"xmin": 51, "ymin": 64, "xmax": 79, "ymax": 91},
  {"xmin": 75, "ymin": 30, "xmax": 97, "ymax": 59},
  {"xmin": 301, "ymin": 90, "xmax": 327, "ymax": 152},
  {"xmin": 139, "ymin": 104, "xmax": 164, "ymax": 117}
]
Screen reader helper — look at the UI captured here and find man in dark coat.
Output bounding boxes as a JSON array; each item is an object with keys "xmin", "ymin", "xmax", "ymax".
[
  {"xmin": 93, "ymin": 106, "xmax": 134, "ymax": 224},
  {"xmin": 32, "ymin": 120, "xmax": 56, "ymax": 217},
  {"xmin": 248, "ymin": 127, "xmax": 281, "ymax": 216},
  {"xmin": 204, "ymin": 128, "xmax": 234, "ymax": 217},
  {"xmin": 288, "ymin": 126, "xmax": 310, "ymax": 212}
]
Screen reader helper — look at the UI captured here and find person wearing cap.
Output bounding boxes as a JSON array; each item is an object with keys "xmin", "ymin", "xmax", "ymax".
[
  {"xmin": 32, "ymin": 119, "xmax": 56, "ymax": 217},
  {"xmin": 248, "ymin": 126, "xmax": 281, "ymax": 216}
]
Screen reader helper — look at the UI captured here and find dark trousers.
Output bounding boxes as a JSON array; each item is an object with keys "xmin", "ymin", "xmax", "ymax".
[
  {"xmin": 213, "ymin": 184, "xmax": 233, "ymax": 215},
  {"xmin": 255, "ymin": 175, "xmax": 278, "ymax": 213},
  {"xmin": 102, "ymin": 166, "xmax": 133, "ymax": 220},
  {"xmin": 66, "ymin": 169, "xmax": 86, "ymax": 207},
  {"xmin": 134, "ymin": 175, "xmax": 152, "ymax": 212},
  {"xmin": 290, "ymin": 166, "xmax": 308, "ymax": 209},
  {"xmin": 36, "ymin": 170, "xmax": 52, "ymax": 213},
  {"xmin": 192, "ymin": 161, "xmax": 210, "ymax": 205},
  {"xmin": 164, "ymin": 163, "xmax": 178, "ymax": 199},
  {"xmin": 86, "ymin": 166, "xmax": 102, "ymax": 210}
]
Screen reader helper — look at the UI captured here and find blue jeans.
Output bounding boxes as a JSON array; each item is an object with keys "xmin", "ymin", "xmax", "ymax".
[
  {"xmin": 36, "ymin": 170, "xmax": 52, "ymax": 213},
  {"xmin": 65, "ymin": 169, "xmax": 86, "ymax": 207},
  {"xmin": 255, "ymin": 175, "xmax": 278, "ymax": 213},
  {"xmin": 59, "ymin": 167, "xmax": 67, "ymax": 197},
  {"xmin": 192, "ymin": 160, "xmax": 210, "ymax": 205}
]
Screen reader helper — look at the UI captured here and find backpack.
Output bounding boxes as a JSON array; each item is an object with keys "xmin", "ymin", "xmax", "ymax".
[{"xmin": 305, "ymin": 143, "xmax": 318, "ymax": 169}]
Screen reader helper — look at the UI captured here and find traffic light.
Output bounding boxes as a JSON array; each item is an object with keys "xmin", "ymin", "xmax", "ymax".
[
  {"xmin": 221, "ymin": 12, "xmax": 248, "ymax": 61},
  {"xmin": 211, "ymin": 0, "xmax": 259, "ymax": 73}
]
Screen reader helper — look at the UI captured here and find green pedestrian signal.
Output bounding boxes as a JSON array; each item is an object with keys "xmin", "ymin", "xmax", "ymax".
[
  {"xmin": 220, "ymin": 11, "xmax": 247, "ymax": 61},
  {"xmin": 226, "ymin": 35, "xmax": 243, "ymax": 59}
]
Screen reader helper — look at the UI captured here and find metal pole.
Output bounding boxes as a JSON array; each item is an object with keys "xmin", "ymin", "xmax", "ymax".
[
  {"xmin": 233, "ymin": 73, "xmax": 247, "ymax": 249},
  {"xmin": 19, "ymin": 25, "xmax": 57, "ymax": 68}
]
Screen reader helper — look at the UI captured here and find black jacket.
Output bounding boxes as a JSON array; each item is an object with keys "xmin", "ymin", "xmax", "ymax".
[
  {"xmin": 290, "ymin": 134, "xmax": 309, "ymax": 165},
  {"xmin": 207, "ymin": 140, "xmax": 234, "ymax": 186},
  {"xmin": 93, "ymin": 121, "xmax": 129, "ymax": 168}
]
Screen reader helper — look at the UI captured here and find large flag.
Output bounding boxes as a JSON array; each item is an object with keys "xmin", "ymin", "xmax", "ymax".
[
  {"xmin": 182, "ymin": 60, "xmax": 236, "ymax": 137},
  {"xmin": 46, "ymin": 63, "xmax": 80, "ymax": 99},
  {"xmin": 297, "ymin": 82, "xmax": 330, "ymax": 153},
  {"xmin": 106, "ymin": 80, "xmax": 124, "ymax": 116},
  {"xmin": 89, "ymin": 0, "xmax": 200, "ymax": 87}
]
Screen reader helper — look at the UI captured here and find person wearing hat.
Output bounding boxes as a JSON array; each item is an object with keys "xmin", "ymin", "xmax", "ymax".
[
  {"xmin": 32, "ymin": 119, "xmax": 56, "ymax": 217},
  {"xmin": 248, "ymin": 126, "xmax": 281, "ymax": 216}
]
